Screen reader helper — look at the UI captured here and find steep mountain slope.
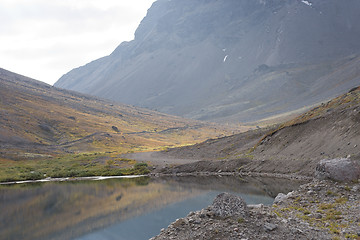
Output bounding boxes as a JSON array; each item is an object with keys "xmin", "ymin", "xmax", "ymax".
[
  {"xmin": 153, "ymin": 86, "xmax": 360, "ymax": 176},
  {"xmin": 55, "ymin": 0, "xmax": 360, "ymax": 123},
  {"xmin": 248, "ymin": 85, "xmax": 360, "ymax": 175},
  {"xmin": 0, "ymin": 68, "xmax": 234, "ymax": 161}
]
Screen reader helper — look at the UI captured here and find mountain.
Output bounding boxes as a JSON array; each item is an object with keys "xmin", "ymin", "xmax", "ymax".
[
  {"xmin": 0, "ymin": 68, "xmax": 235, "ymax": 181},
  {"xmin": 55, "ymin": 0, "xmax": 360, "ymax": 123}
]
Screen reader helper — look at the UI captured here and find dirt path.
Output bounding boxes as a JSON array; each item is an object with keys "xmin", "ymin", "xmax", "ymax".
[{"xmin": 123, "ymin": 151, "xmax": 201, "ymax": 167}]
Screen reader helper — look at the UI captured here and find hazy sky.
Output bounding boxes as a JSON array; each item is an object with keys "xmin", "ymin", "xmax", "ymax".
[{"xmin": 0, "ymin": 0, "xmax": 155, "ymax": 85}]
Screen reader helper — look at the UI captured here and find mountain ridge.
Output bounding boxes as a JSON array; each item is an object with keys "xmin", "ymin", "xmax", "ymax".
[{"xmin": 55, "ymin": 0, "xmax": 360, "ymax": 123}]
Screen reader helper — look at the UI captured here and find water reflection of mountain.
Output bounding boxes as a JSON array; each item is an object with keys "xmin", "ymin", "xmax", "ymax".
[
  {"xmin": 0, "ymin": 176, "xmax": 303, "ymax": 240},
  {"xmin": 0, "ymin": 177, "xmax": 200, "ymax": 240}
]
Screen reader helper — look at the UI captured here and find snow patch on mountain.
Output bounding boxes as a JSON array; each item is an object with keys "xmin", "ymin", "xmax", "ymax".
[{"xmin": 301, "ymin": 0, "xmax": 312, "ymax": 6}]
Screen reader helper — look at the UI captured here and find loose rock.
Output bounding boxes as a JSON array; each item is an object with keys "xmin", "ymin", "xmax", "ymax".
[
  {"xmin": 211, "ymin": 193, "xmax": 248, "ymax": 218},
  {"xmin": 264, "ymin": 222, "xmax": 277, "ymax": 231},
  {"xmin": 273, "ymin": 193, "xmax": 287, "ymax": 204},
  {"xmin": 315, "ymin": 158, "xmax": 360, "ymax": 182}
]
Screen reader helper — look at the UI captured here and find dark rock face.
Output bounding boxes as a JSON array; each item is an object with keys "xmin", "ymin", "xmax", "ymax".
[
  {"xmin": 55, "ymin": 0, "xmax": 360, "ymax": 123},
  {"xmin": 211, "ymin": 193, "xmax": 248, "ymax": 218},
  {"xmin": 315, "ymin": 158, "xmax": 360, "ymax": 182}
]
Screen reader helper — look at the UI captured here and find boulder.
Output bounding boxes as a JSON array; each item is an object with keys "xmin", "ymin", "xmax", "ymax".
[
  {"xmin": 112, "ymin": 126, "xmax": 119, "ymax": 132},
  {"xmin": 211, "ymin": 193, "xmax": 248, "ymax": 218},
  {"xmin": 273, "ymin": 193, "xmax": 287, "ymax": 204},
  {"xmin": 264, "ymin": 222, "xmax": 277, "ymax": 231},
  {"xmin": 38, "ymin": 123, "xmax": 52, "ymax": 132},
  {"xmin": 315, "ymin": 158, "xmax": 360, "ymax": 182}
]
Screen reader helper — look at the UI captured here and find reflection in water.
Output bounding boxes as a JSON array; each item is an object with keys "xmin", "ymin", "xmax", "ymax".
[{"xmin": 0, "ymin": 176, "xmax": 304, "ymax": 240}]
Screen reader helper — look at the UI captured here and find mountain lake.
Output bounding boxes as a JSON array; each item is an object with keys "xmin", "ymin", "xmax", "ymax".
[{"xmin": 0, "ymin": 175, "xmax": 304, "ymax": 240}]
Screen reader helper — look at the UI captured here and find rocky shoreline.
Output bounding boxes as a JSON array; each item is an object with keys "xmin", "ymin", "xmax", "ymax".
[
  {"xmin": 149, "ymin": 171, "xmax": 313, "ymax": 182},
  {"xmin": 151, "ymin": 178, "xmax": 360, "ymax": 240}
]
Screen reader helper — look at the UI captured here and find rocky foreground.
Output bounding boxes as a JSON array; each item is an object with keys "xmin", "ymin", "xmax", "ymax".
[{"xmin": 152, "ymin": 177, "xmax": 359, "ymax": 240}]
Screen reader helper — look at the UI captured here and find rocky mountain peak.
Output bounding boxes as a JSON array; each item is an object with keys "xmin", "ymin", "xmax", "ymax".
[{"xmin": 55, "ymin": 0, "xmax": 360, "ymax": 123}]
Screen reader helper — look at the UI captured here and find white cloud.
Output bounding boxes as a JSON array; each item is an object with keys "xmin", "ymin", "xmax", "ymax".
[{"xmin": 0, "ymin": 0, "xmax": 155, "ymax": 84}]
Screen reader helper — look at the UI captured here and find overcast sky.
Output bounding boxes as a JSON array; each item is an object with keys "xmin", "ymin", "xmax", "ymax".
[{"xmin": 0, "ymin": 0, "xmax": 155, "ymax": 85}]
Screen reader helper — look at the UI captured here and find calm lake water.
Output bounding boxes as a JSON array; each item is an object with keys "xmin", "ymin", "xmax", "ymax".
[{"xmin": 0, "ymin": 176, "xmax": 303, "ymax": 240}]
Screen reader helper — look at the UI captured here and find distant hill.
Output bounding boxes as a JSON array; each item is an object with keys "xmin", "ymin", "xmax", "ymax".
[
  {"xmin": 55, "ymin": 0, "xmax": 360, "ymax": 123},
  {"xmin": 0, "ymin": 68, "xmax": 233, "ymax": 161}
]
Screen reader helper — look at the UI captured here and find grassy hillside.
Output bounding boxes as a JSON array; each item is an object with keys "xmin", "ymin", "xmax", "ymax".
[{"xmin": 0, "ymin": 68, "xmax": 237, "ymax": 181}]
